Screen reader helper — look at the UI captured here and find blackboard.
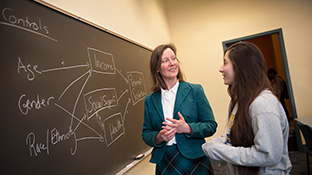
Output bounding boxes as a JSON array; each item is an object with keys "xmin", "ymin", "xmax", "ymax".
[{"xmin": 0, "ymin": 0, "xmax": 152, "ymax": 174}]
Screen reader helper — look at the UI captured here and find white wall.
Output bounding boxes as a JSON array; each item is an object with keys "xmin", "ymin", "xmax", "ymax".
[
  {"xmin": 41, "ymin": 0, "xmax": 171, "ymax": 49},
  {"xmin": 40, "ymin": 0, "xmax": 312, "ymax": 174},
  {"xmin": 163, "ymin": 0, "xmax": 312, "ymax": 140}
]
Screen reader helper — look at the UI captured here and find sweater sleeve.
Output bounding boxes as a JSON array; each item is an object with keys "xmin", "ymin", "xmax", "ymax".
[
  {"xmin": 202, "ymin": 112, "xmax": 283, "ymax": 167},
  {"xmin": 202, "ymin": 92, "xmax": 285, "ymax": 167}
]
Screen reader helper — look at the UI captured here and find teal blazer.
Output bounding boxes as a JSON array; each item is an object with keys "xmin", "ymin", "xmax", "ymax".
[{"xmin": 142, "ymin": 81, "xmax": 217, "ymax": 163}]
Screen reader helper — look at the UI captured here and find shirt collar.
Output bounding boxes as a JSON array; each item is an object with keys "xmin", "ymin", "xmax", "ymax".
[{"xmin": 161, "ymin": 80, "xmax": 179, "ymax": 96}]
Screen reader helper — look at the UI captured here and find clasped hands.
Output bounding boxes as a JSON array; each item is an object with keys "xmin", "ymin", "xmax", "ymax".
[{"xmin": 155, "ymin": 112, "xmax": 192, "ymax": 144}]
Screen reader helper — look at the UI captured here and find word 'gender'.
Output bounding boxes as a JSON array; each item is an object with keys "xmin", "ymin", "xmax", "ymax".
[{"xmin": 18, "ymin": 94, "xmax": 54, "ymax": 115}]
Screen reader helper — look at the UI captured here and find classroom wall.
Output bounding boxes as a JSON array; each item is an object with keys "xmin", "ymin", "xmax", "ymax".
[
  {"xmin": 42, "ymin": 0, "xmax": 171, "ymax": 49},
  {"xmin": 162, "ymin": 0, "xmax": 312, "ymax": 139},
  {"xmin": 41, "ymin": 0, "xmax": 312, "ymax": 174}
]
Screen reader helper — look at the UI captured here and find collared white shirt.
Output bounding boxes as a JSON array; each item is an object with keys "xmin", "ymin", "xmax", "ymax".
[{"xmin": 161, "ymin": 81, "xmax": 179, "ymax": 145}]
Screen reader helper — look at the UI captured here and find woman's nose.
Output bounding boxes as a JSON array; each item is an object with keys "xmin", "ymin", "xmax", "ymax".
[
  {"xmin": 169, "ymin": 59, "xmax": 174, "ymax": 65},
  {"xmin": 219, "ymin": 66, "xmax": 223, "ymax": 73}
]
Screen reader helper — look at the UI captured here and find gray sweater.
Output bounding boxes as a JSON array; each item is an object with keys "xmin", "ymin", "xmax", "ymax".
[{"xmin": 202, "ymin": 90, "xmax": 292, "ymax": 175}]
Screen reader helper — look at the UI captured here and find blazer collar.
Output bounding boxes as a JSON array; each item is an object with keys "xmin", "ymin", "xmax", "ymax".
[
  {"xmin": 150, "ymin": 82, "xmax": 191, "ymax": 121},
  {"xmin": 173, "ymin": 82, "xmax": 190, "ymax": 118},
  {"xmin": 151, "ymin": 91, "xmax": 164, "ymax": 121}
]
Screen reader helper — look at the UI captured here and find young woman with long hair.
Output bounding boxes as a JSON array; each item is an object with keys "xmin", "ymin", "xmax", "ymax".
[{"xmin": 202, "ymin": 41, "xmax": 292, "ymax": 175}]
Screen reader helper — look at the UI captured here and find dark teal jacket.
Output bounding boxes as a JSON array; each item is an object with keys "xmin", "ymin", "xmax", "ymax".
[{"xmin": 142, "ymin": 81, "xmax": 217, "ymax": 163}]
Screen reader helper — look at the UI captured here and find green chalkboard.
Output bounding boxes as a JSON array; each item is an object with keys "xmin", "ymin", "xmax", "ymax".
[{"xmin": 0, "ymin": 0, "xmax": 152, "ymax": 174}]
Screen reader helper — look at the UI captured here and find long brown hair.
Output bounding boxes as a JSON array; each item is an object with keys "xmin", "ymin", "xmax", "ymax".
[
  {"xmin": 149, "ymin": 43, "xmax": 184, "ymax": 92},
  {"xmin": 225, "ymin": 41, "xmax": 273, "ymax": 174}
]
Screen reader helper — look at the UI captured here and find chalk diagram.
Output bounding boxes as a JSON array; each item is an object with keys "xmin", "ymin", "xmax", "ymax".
[
  {"xmin": 2, "ymin": 7, "xmax": 149, "ymax": 156},
  {"xmin": 18, "ymin": 46, "xmax": 148, "ymax": 156}
]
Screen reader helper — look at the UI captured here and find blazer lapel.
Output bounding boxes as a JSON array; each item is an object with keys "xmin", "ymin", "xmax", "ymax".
[
  {"xmin": 173, "ymin": 82, "xmax": 190, "ymax": 119},
  {"xmin": 151, "ymin": 92, "xmax": 165, "ymax": 121}
]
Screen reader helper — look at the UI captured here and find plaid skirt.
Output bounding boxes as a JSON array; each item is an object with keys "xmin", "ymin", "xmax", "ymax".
[{"xmin": 156, "ymin": 144, "xmax": 214, "ymax": 175}]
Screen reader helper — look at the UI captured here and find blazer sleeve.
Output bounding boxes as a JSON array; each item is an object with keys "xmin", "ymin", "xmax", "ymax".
[{"xmin": 187, "ymin": 84, "xmax": 217, "ymax": 138}]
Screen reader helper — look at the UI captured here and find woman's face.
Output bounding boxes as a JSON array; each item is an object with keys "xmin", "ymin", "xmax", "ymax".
[
  {"xmin": 219, "ymin": 50, "xmax": 235, "ymax": 85},
  {"xmin": 158, "ymin": 48, "xmax": 179, "ymax": 82}
]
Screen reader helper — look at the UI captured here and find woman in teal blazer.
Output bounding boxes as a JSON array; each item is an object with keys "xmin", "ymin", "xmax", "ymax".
[{"xmin": 142, "ymin": 43, "xmax": 217, "ymax": 175}]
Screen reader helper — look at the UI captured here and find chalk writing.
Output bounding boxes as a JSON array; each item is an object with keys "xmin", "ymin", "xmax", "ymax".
[
  {"xmin": 18, "ymin": 94, "xmax": 54, "ymax": 115},
  {"xmin": 128, "ymin": 72, "xmax": 147, "ymax": 105},
  {"xmin": 50, "ymin": 127, "xmax": 78, "ymax": 155},
  {"xmin": 25, "ymin": 130, "xmax": 49, "ymax": 157},
  {"xmin": 83, "ymin": 88, "xmax": 118, "ymax": 120},
  {"xmin": 103, "ymin": 113, "xmax": 125, "ymax": 146},
  {"xmin": 88, "ymin": 47, "xmax": 115, "ymax": 74},
  {"xmin": 0, "ymin": 7, "xmax": 57, "ymax": 42},
  {"xmin": 132, "ymin": 89, "xmax": 147, "ymax": 102},
  {"xmin": 50, "ymin": 127, "xmax": 73, "ymax": 145},
  {"xmin": 17, "ymin": 57, "xmax": 42, "ymax": 81},
  {"xmin": 2, "ymin": 7, "xmax": 49, "ymax": 34},
  {"xmin": 16, "ymin": 46, "xmax": 146, "ymax": 156},
  {"xmin": 1, "ymin": 2, "xmax": 152, "ymax": 174}
]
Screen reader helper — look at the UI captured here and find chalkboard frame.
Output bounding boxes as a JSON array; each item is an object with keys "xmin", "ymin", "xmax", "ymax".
[{"xmin": 0, "ymin": 0, "xmax": 153, "ymax": 174}]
